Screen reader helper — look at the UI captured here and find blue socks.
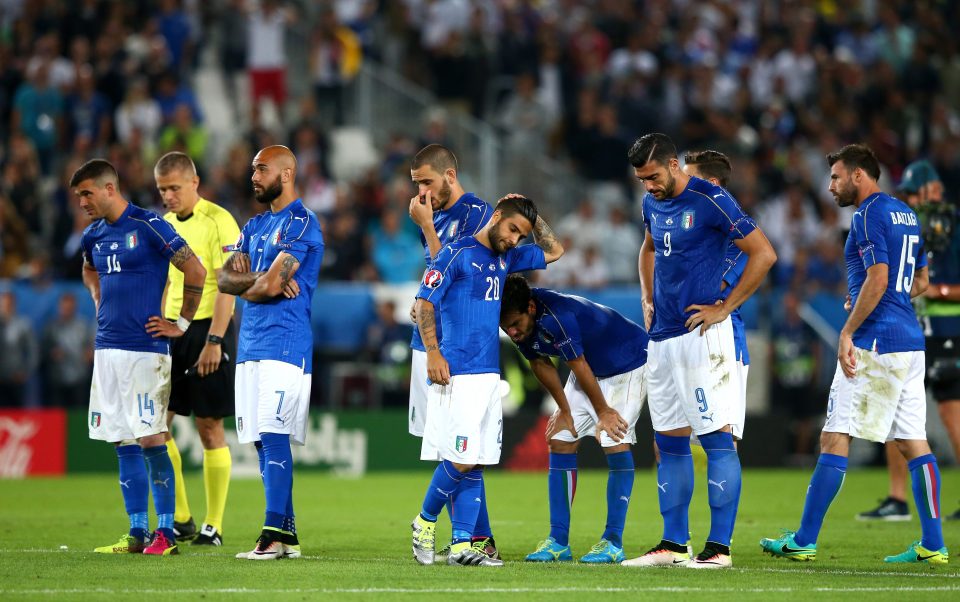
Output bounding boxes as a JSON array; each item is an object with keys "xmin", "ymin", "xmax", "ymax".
[
  {"xmin": 260, "ymin": 433, "xmax": 293, "ymax": 530},
  {"xmin": 116, "ymin": 445, "xmax": 149, "ymax": 540},
  {"xmin": 908, "ymin": 454, "xmax": 944, "ymax": 551},
  {"xmin": 143, "ymin": 445, "xmax": 175, "ymax": 538},
  {"xmin": 655, "ymin": 433, "xmax": 694, "ymax": 545},
  {"xmin": 795, "ymin": 453, "xmax": 848, "ymax": 547},
  {"xmin": 473, "ymin": 473, "xmax": 493, "ymax": 539},
  {"xmin": 547, "ymin": 452, "xmax": 577, "ymax": 546},
  {"xmin": 421, "ymin": 460, "xmax": 465, "ymax": 522},
  {"xmin": 450, "ymin": 469, "xmax": 483, "ymax": 544},
  {"xmin": 602, "ymin": 451, "xmax": 634, "ymax": 548},
  {"xmin": 699, "ymin": 431, "xmax": 741, "ymax": 547}
]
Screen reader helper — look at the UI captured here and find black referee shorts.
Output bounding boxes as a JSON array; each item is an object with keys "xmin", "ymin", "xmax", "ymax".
[
  {"xmin": 170, "ymin": 318, "xmax": 236, "ymax": 418},
  {"xmin": 926, "ymin": 336, "xmax": 960, "ymax": 402}
]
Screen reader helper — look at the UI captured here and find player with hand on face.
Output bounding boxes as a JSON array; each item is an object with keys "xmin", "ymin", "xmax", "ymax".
[
  {"xmin": 411, "ymin": 195, "xmax": 563, "ymax": 567},
  {"xmin": 500, "ymin": 274, "xmax": 647, "ymax": 564}
]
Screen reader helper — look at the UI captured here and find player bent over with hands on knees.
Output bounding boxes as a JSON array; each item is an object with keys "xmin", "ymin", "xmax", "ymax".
[
  {"xmin": 499, "ymin": 274, "xmax": 647, "ymax": 564},
  {"xmin": 411, "ymin": 195, "xmax": 563, "ymax": 566},
  {"xmin": 77, "ymin": 159, "xmax": 207, "ymax": 556},
  {"xmin": 760, "ymin": 144, "xmax": 948, "ymax": 565}
]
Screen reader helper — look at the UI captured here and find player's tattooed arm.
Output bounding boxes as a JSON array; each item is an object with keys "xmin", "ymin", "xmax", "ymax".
[
  {"xmin": 240, "ymin": 251, "xmax": 301, "ymax": 302},
  {"xmin": 170, "ymin": 244, "xmax": 207, "ymax": 321},
  {"xmin": 418, "ymin": 299, "xmax": 450, "ymax": 385},
  {"xmin": 217, "ymin": 251, "xmax": 262, "ymax": 295},
  {"xmin": 533, "ymin": 216, "xmax": 564, "ymax": 264}
]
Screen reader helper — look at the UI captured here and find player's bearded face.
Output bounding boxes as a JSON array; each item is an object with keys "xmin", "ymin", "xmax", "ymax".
[
  {"xmin": 254, "ymin": 174, "xmax": 283, "ymax": 204},
  {"xmin": 489, "ymin": 215, "xmax": 532, "ymax": 253},
  {"xmin": 636, "ymin": 162, "xmax": 676, "ymax": 200},
  {"xmin": 500, "ymin": 309, "xmax": 535, "ymax": 342},
  {"xmin": 829, "ymin": 164, "xmax": 857, "ymax": 207}
]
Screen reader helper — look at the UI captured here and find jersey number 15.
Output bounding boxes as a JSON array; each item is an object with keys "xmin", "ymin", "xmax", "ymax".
[{"xmin": 895, "ymin": 234, "xmax": 919, "ymax": 293}]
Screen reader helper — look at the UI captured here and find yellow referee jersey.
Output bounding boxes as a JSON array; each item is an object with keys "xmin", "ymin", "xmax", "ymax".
[{"xmin": 164, "ymin": 198, "xmax": 242, "ymax": 320}]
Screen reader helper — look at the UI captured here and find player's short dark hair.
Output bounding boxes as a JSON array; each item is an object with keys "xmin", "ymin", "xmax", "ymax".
[
  {"xmin": 495, "ymin": 195, "xmax": 538, "ymax": 228},
  {"xmin": 628, "ymin": 133, "xmax": 678, "ymax": 168},
  {"xmin": 69, "ymin": 159, "xmax": 119, "ymax": 188},
  {"xmin": 154, "ymin": 151, "xmax": 197, "ymax": 177},
  {"xmin": 411, "ymin": 144, "xmax": 458, "ymax": 174},
  {"xmin": 501, "ymin": 274, "xmax": 532, "ymax": 318},
  {"xmin": 826, "ymin": 144, "xmax": 881, "ymax": 181},
  {"xmin": 683, "ymin": 150, "xmax": 732, "ymax": 188}
]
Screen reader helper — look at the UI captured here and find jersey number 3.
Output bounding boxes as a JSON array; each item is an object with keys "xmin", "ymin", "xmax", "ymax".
[{"xmin": 895, "ymin": 234, "xmax": 919, "ymax": 293}]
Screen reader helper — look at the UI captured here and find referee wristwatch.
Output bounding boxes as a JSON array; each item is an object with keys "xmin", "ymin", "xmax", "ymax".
[{"xmin": 207, "ymin": 334, "xmax": 224, "ymax": 345}]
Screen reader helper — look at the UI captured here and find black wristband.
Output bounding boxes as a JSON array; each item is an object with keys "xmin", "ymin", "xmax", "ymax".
[{"xmin": 207, "ymin": 334, "xmax": 224, "ymax": 345}]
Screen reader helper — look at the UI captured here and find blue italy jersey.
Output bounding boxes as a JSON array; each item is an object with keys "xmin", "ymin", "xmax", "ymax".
[
  {"xmin": 416, "ymin": 237, "xmax": 546, "ymax": 376},
  {"xmin": 642, "ymin": 176, "xmax": 756, "ymax": 341},
  {"xmin": 845, "ymin": 192, "xmax": 926, "ymax": 353},
  {"xmin": 720, "ymin": 243, "xmax": 750, "ymax": 365},
  {"xmin": 235, "ymin": 199, "xmax": 324, "ymax": 368},
  {"xmin": 411, "ymin": 193, "xmax": 492, "ymax": 352},
  {"xmin": 81, "ymin": 203, "xmax": 187, "ymax": 353},
  {"xmin": 516, "ymin": 289, "xmax": 648, "ymax": 378}
]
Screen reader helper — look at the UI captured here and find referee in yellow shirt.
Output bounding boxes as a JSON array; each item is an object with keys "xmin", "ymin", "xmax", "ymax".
[{"xmin": 154, "ymin": 152, "xmax": 241, "ymax": 546}]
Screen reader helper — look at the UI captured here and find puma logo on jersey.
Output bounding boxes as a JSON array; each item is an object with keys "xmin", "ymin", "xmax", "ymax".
[{"xmin": 471, "ymin": 262, "xmax": 483, "ymax": 272}]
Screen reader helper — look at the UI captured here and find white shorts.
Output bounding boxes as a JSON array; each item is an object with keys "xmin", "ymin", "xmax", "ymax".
[
  {"xmin": 420, "ymin": 373, "xmax": 502, "ymax": 465},
  {"xmin": 235, "ymin": 360, "xmax": 312, "ymax": 446},
  {"xmin": 551, "ymin": 364, "xmax": 647, "ymax": 448},
  {"xmin": 692, "ymin": 362, "xmax": 747, "ymax": 445},
  {"xmin": 88, "ymin": 349, "xmax": 171, "ymax": 442},
  {"xmin": 647, "ymin": 318, "xmax": 739, "ymax": 436},
  {"xmin": 823, "ymin": 349, "xmax": 926, "ymax": 443},
  {"xmin": 409, "ymin": 349, "xmax": 428, "ymax": 437}
]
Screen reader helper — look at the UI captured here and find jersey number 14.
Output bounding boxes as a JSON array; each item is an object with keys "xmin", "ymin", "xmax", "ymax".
[{"xmin": 895, "ymin": 234, "xmax": 920, "ymax": 293}]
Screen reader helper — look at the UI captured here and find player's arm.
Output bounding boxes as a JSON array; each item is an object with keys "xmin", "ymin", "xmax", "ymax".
[
  {"xmin": 217, "ymin": 251, "xmax": 261, "ymax": 295},
  {"xmin": 81, "ymin": 259, "xmax": 100, "ymax": 311},
  {"xmin": 147, "ymin": 245, "xmax": 207, "ymax": 338},
  {"xmin": 532, "ymin": 215, "xmax": 564, "ymax": 264},
  {"xmin": 240, "ymin": 251, "xmax": 301, "ymax": 302},
  {"xmin": 685, "ymin": 229, "xmax": 777, "ymax": 334},
  {"xmin": 528, "ymin": 356, "xmax": 577, "ymax": 440},
  {"xmin": 912, "ymin": 265, "xmax": 929, "ymax": 299},
  {"xmin": 409, "ymin": 190, "xmax": 442, "ymax": 259},
  {"xmin": 838, "ymin": 262, "xmax": 887, "ymax": 377},
  {"xmin": 564, "ymin": 356, "xmax": 628, "ymax": 442},
  {"xmin": 638, "ymin": 229, "xmax": 655, "ymax": 330},
  {"xmin": 197, "ymin": 279, "xmax": 236, "ymax": 377},
  {"xmin": 417, "ymin": 298, "xmax": 450, "ymax": 385}
]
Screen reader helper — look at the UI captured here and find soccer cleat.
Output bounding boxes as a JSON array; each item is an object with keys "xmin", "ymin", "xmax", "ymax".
[
  {"xmin": 580, "ymin": 539, "xmax": 625, "ymax": 564},
  {"xmin": 884, "ymin": 540, "xmax": 949, "ymax": 564},
  {"xmin": 280, "ymin": 530, "xmax": 301, "ymax": 558},
  {"xmin": 686, "ymin": 541, "xmax": 732, "ymax": 569},
  {"xmin": 856, "ymin": 497, "xmax": 911, "ymax": 521},
  {"xmin": 435, "ymin": 541, "xmax": 451, "ymax": 563},
  {"xmin": 239, "ymin": 529, "xmax": 284, "ymax": 560},
  {"xmin": 447, "ymin": 542, "xmax": 504, "ymax": 566},
  {"xmin": 760, "ymin": 530, "xmax": 816, "ymax": 561},
  {"xmin": 525, "ymin": 537, "xmax": 573, "ymax": 562},
  {"xmin": 471, "ymin": 536, "xmax": 500, "ymax": 560},
  {"xmin": 143, "ymin": 531, "xmax": 179, "ymax": 555},
  {"xmin": 622, "ymin": 540, "xmax": 691, "ymax": 567},
  {"xmin": 94, "ymin": 534, "xmax": 146, "ymax": 554},
  {"xmin": 173, "ymin": 517, "xmax": 198, "ymax": 540},
  {"xmin": 411, "ymin": 515, "xmax": 436, "ymax": 565},
  {"xmin": 192, "ymin": 524, "xmax": 222, "ymax": 546}
]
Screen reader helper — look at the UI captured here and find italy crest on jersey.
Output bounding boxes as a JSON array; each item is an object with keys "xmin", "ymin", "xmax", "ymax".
[
  {"xmin": 125, "ymin": 232, "xmax": 138, "ymax": 249},
  {"xmin": 272, "ymin": 228, "xmax": 282, "ymax": 246},
  {"xmin": 448, "ymin": 220, "xmax": 459, "ymax": 239},
  {"xmin": 682, "ymin": 211, "xmax": 695, "ymax": 230},
  {"xmin": 498, "ymin": 256, "xmax": 506, "ymax": 270}
]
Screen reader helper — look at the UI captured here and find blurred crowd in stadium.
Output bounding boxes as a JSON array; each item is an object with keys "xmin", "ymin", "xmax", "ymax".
[{"xmin": 1, "ymin": 1, "xmax": 959, "ymax": 447}]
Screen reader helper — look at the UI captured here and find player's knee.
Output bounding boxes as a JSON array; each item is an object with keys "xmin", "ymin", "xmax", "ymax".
[
  {"xmin": 548, "ymin": 439, "xmax": 579, "ymax": 454},
  {"xmin": 195, "ymin": 418, "xmax": 226, "ymax": 449}
]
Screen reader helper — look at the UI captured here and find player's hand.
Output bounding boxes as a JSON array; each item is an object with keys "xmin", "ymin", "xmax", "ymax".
[
  {"xmin": 196, "ymin": 342, "xmax": 222, "ymax": 377},
  {"xmin": 145, "ymin": 316, "xmax": 186, "ymax": 338},
  {"xmin": 684, "ymin": 300, "xmax": 729, "ymax": 335},
  {"xmin": 838, "ymin": 330, "xmax": 857, "ymax": 378},
  {"xmin": 409, "ymin": 191, "xmax": 433, "ymax": 228},
  {"xmin": 282, "ymin": 278, "xmax": 300, "ymax": 299},
  {"xmin": 409, "ymin": 300, "xmax": 418, "ymax": 324},
  {"xmin": 426, "ymin": 349, "xmax": 451, "ymax": 385},
  {"xmin": 595, "ymin": 407, "xmax": 628, "ymax": 443},
  {"xmin": 545, "ymin": 409, "xmax": 577, "ymax": 441},
  {"xmin": 642, "ymin": 298, "xmax": 654, "ymax": 331},
  {"xmin": 843, "ymin": 294, "xmax": 852, "ymax": 312},
  {"xmin": 232, "ymin": 253, "xmax": 250, "ymax": 273}
]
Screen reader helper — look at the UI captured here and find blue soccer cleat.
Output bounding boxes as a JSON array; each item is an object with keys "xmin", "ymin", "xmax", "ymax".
[
  {"xmin": 760, "ymin": 530, "xmax": 816, "ymax": 561},
  {"xmin": 579, "ymin": 539, "xmax": 625, "ymax": 564},
  {"xmin": 525, "ymin": 537, "xmax": 573, "ymax": 562},
  {"xmin": 884, "ymin": 540, "xmax": 949, "ymax": 565}
]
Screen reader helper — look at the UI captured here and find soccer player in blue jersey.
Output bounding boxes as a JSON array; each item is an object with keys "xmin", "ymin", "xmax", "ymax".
[
  {"xmin": 499, "ymin": 275, "xmax": 646, "ymax": 564},
  {"xmin": 217, "ymin": 145, "xmax": 324, "ymax": 560},
  {"xmin": 76, "ymin": 159, "xmax": 208, "ymax": 556},
  {"xmin": 410, "ymin": 195, "xmax": 563, "ymax": 566},
  {"xmin": 761, "ymin": 144, "xmax": 949, "ymax": 565},
  {"xmin": 406, "ymin": 144, "xmax": 496, "ymax": 558},
  {"xmin": 623, "ymin": 133, "xmax": 776, "ymax": 569}
]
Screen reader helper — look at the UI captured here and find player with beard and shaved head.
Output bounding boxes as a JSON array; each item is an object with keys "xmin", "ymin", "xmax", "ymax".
[
  {"xmin": 217, "ymin": 144, "xmax": 324, "ymax": 560},
  {"xmin": 762, "ymin": 144, "xmax": 948, "ymax": 565}
]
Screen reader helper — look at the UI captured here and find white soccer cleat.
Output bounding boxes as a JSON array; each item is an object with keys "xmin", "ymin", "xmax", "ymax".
[
  {"xmin": 447, "ymin": 543, "xmax": 504, "ymax": 567},
  {"xmin": 622, "ymin": 540, "xmax": 691, "ymax": 567},
  {"xmin": 411, "ymin": 515, "xmax": 436, "ymax": 565}
]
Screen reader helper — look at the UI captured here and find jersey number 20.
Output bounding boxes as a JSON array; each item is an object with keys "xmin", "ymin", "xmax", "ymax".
[
  {"xmin": 895, "ymin": 234, "xmax": 920, "ymax": 293},
  {"xmin": 485, "ymin": 276, "xmax": 500, "ymax": 301}
]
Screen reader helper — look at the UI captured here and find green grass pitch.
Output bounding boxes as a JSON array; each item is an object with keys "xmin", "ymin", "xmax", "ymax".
[{"xmin": 1, "ymin": 468, "xmax": 957, "ymax": 600}]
